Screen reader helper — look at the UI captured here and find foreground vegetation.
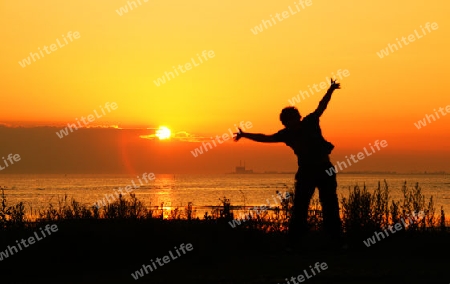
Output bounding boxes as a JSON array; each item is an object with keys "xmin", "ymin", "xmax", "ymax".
[
  {"xmin": 0, "ymin": 181, "xmax": 448, "ymax": 283},
  {"xmin": 1, "ymin": 180, "xmax": 446, "ymax": 232}
]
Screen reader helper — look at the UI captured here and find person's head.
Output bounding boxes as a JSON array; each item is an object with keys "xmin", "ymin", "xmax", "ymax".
[{"xmin": 279, "ymin": 107, "xmax": 301, "ymax": 128}]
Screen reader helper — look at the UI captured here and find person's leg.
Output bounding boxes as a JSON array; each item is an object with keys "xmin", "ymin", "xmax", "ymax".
[
  {"xmin": 288, "ymin": 170, "xmax": 316, "ymax": 245},
  {"xmin": 317, "ymin": 164, "xmax": 342, "ymax": 240}
]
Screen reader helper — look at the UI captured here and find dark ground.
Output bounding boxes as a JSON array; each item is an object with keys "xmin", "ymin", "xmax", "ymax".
[{"xmin": 0, "ymin": 219, "xmax": 449, "ymax": 284}]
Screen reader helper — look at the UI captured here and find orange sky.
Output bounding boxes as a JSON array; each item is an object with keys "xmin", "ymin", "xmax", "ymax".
[{"xmin": 0, "ymin": 0, "xmax": 449, "ymax": 174}]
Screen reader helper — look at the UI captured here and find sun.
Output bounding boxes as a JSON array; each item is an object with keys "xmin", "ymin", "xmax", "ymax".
[{"xmin": 155, "ymin": 126, "xmax": 171, "ymax": 140}]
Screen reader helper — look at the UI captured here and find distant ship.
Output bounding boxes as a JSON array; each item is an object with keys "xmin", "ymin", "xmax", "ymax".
[{"xmin": 234, "ymin": 161, "xmax": 253, "ymax": 174}]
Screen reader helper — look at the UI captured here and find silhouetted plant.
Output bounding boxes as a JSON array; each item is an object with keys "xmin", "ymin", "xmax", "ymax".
[
  {"xmin": 440, "ymin": 206, "xmax": 446, "ymax": 232},
  {"xmin": 341, "ymin": 181, "xmax": 439, "ymax": 235},
  {"xmin": 159, "ymin": 202, "xmax": 164, "ymax": 220},
  {"xmin": 101, "ymin": 193, "xmax": 148, "ymax": 219},
  {"xmin": 390, "ymin": 200, "xmax": 401, "ymax": 226},
  {"xmin": 185, "ymin": 202, "xmax": 194, "ymax": 220},
  {"xmin": 341, "ymin": 184, "xmax": 378, "ymax": 234},
  {"xmin": 219, "ymin": 197, "xmax": 232, "ymax": 220},
  {"xmin": 169, "ymin": 207, "xmax": 182, "ymax": 220},
  {"xmin": 398, "ymin": 181, "xmax": 436, "ymax": 231},
  {"xmin": 203, "ymin": 211, "xmax": 212, "ymax": 220},
  {"xmin": 0, "ymin": 190, "xmax": 27, "ymax": 230},
  {"xmin": 372, "ymin": 181, "xmax": 390, "ymax": 229}
]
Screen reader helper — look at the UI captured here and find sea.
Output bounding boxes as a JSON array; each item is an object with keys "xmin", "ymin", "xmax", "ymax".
[{"xmin": 1, "ymin": 173, "xmax": 449, "ymax": 219}]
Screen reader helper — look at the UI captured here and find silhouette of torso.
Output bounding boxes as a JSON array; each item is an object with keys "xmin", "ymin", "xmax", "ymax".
[{"xmin": 273, "ymin": 113, "xmax": 334, "ymax": 167}]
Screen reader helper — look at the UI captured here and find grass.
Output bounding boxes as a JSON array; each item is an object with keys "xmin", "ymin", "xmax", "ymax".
[
  {"xmin": 0, "ymin": 182, "xmax": 448, "ymax": 283},
  {"xmin": 341, "ymin": 181, "xmax": 446, "ymax": 238}
]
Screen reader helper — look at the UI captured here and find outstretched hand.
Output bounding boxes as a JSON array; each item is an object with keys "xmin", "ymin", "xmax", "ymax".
[
  {"xmin": 233, "ymin": 128, "xmax": 243, "ymax": 142},
  {"xmin": 330, "ymin": 79, "xmax": 341, "ymax": 90}
]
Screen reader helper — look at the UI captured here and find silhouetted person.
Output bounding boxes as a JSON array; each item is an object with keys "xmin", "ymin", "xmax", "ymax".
[{"xmin": 234, "ymin": 79, "xmax": 342, "ymax": 248}]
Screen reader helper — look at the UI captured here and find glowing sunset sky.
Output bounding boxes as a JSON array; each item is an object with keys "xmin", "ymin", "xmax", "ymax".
[{"xmin": 0, "ymin": 0, "xmax": 449, "ymax": 174}]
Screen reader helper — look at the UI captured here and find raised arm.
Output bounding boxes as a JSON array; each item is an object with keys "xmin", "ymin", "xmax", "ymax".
[
  {"xmin": 313, "ymin": 79, "xmax": 341, "ymax": 117},
  {"xmin": 233, "ymin": 128, "xmax": 279, "ymax": 143}
]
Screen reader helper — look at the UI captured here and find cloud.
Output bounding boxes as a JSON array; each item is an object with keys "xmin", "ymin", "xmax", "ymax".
[{"xmin": 139, "ymin": 130, "xmax": 206, "ymax": 142}]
